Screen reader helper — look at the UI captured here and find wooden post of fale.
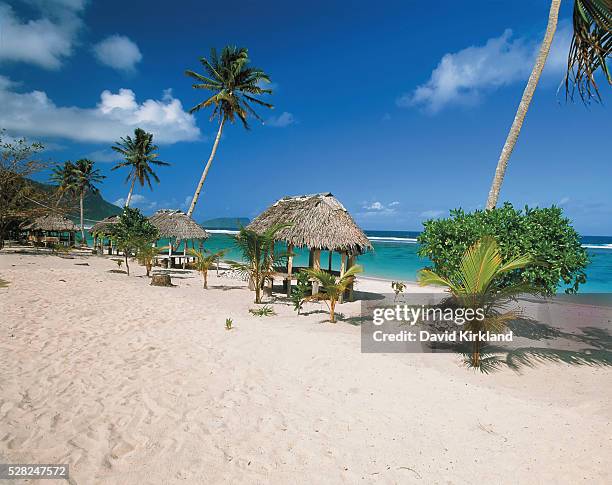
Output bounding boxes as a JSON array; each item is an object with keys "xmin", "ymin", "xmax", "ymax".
[
  {"xmin": 346, "ymin": 254, "xmax": 356, "ymax": 301},
  {"xmin": 182, "ymin": 241, "xmax": 187, "ymax": 269},
  {"xmin": 328, "ymin": 250, "xmax": 333, "ymax": 271},
  {"xmin": 167, "ymin": 242, "xmax": 173, "ymax": 269},
  {"xmin": 339, "ymin": 252, "xmax": 347, "ymax": 303},
  {"xmin": 286, "ymin": 243, "xmax": 294, "ymax": 296},
  {"xmin": 311, "ymin": 249, "xmax": 321, "ymax": 295}
]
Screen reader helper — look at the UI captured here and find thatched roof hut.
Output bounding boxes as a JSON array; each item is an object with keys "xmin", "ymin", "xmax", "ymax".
[
  {"xmin": 89, "ymin": 215, "xmax": 119, "ymax": 235},
  {"xmin": 248, "ymin": 193, "xmax": 372, "ymax": 254},
  {"xmin": 148, "ymin": 209, "xmax": 209, "ymax": 240},
  {"xmin": 22, "ymin": 214, "xmax": 78, "ymax": 232}
]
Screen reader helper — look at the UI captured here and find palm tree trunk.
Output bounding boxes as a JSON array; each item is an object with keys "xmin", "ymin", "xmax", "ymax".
[
  {"xmin": 79, "ymin": 192, "xmax": 86, "ymax": 245},
  {"xmin": 187, "ymin": 116, "xmax": 225, "ymax": 217},
  {"xmin": 330, "ymin": 300, "xmax": 336, "ymax": 323},
  {"xmin": 125, "ymin": 178, "xmax": 136, "ymax": 207},
  {"xmin": 485, "ymin": 0, "xmax": 561, "ymax": 210}
]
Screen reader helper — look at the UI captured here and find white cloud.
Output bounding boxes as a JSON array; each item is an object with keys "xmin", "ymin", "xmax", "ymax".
[
  {"xmin": 86, "ymin": 149, "xmax": 121, "ymax": 163},
  {"xmin": 0, "ymin": 77, "xmax": 200, "ymax": 144},
  {"xmin": 93, "ymin": 35, "xmax": 142, "ymax": 72},
  {"xmin": 113, "ymin": 194, "xmax": 157, "ymax": 211},
  {"xmin": 420, "ymin": 210, "xmax": 445, "ymax": 219},
  {"xmin": 181, "ymin": 195, "xmax": 192, "ymax": 210},
  {"xmin": 365, "ymin": 201, "xmax": 384, "ymax": 211},
  {"xmin": 0, "ymin": 1, "xmax": 84, "ymax": 69},
  {"xmin": 399, "ymin": 24, "xmax": 572, "ymax": 113},
  {"xmin": 558, "ymin": 196, "xmax": 570, "ymax": 206},
  {"xmin": 359, "ymin": 201, "xmax": 399, "ymax": 217},
  {"xmin": 266, "ymin": 111, "xmax": 296, "ymax": 128}
]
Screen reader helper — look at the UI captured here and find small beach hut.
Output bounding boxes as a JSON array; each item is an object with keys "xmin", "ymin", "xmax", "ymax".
[
  {"xmin": 247, "ymin": 193, "xmax": 372, "ymax": 299},
  {"xmin": 21, "ymin": 214, "xmax": 78, "ymax": 247},
  {"xmin": 148, "ymin": 209, "xmax": 209, "ymax": 268},
  {"xmin": 89, "ymin": 215, "xmax": 120, "ymax": 254}
]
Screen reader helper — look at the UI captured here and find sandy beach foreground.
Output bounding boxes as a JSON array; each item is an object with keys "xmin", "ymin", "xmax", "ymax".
[{"xmin": 1, "ymin": 252, "xmax": 611, "ymax": 484}]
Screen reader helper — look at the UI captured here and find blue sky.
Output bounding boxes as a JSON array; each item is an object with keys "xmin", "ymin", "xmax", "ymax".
[{"xmin": 1, "ymin": 0, "xmax": 610, "ymax": 234}]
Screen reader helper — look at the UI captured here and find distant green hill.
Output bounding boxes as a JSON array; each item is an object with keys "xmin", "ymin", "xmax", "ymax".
[
  {"xmin": 201, "ymin": 217, "xmax": 250, "ymax": 230},
  {"xmin": 32, "ymin": 180, "xmax": 122, "ymax": 224}
]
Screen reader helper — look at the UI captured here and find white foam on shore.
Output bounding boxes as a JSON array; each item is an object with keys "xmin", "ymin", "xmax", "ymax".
[
  {"xmin": 368, "ymin": 236, "xmax": 418, "ymax": 243},
  {"xmin": 205, "ymin": 229, "xmax": 239, "ymax": 235},
  {"xmin": 582, "ymin": 244, "xmax": 612, "ymax": 250}
]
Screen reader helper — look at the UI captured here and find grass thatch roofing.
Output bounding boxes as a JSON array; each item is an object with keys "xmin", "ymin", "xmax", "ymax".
[
  {"xmin": 89, "ymin": 215, "xmax": 119, "ymax": 235},
  {"xmin": 247, "ymin": 193, "xmax": 372, "ymax": 254},
  {"xmin": 22, "ymin": 214, "xmax": 78, "ymax": 232},
  {"xmin": 149, "ymin": 209, "xmax": 209, "ymax": 240}
]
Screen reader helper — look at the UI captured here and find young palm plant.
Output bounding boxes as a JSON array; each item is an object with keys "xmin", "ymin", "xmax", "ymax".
[
  {"xmin": 188, "ymin": 248, "xmax": 227, "ymax": 289},
  {"xmin": 418, "ymin": 236, "xmax": 540, "ymax": 370},
  {"xmin": 305, "ymin": 265, "xmax": 364, "ymax": 323},
  {"xmin": 50, "ymin": 161, "xmax": 77, "ymax": 206},
  {"xmin": 72, "ymin": 159, "xmax": 105, "ymax": 245},
  {"xmin": 486, "ymin": 0, "xmax": 611, "ymax": 209},
  {"xmin": 136, "ymin": 243, "xmax": 163, "ymax": 277},
  {"xmin": 111, "ymin": 128, "xmax": 169, "ymax": 207},
  {"xmin": 185, "ymin": 46, "xmax": 274, "ymax": 216},
  {"xmin": 227, "ymin": 224, "xmax": 288, "ymax": 304}
]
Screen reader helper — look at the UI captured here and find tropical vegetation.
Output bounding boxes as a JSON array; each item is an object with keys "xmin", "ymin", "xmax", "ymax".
[
  {"xmin": 112, "ymin": 207, "xmax": 159, "ymax": 276},
  {"xmin": 136, "ymin": 243, "xmax": 162, "ymax": 277},
  {"xmin": 290, "ymin": 271, "xmax": 311, "ymax": 315},
  {"xmin": 188, "ymin": 248, "xmax": 227, "ymax": 288},
  {"xmin": 185, "ymin": 46, "xmax": 273, "ymax": 216},
  {"xmin": 70, "ymin": 159, "xmax": 105, "ymax": 245},
  {"xmin": 227, "ymin": 224, "xmax": 288, "ymax": 303},
  {"xmin": 304, "ymin": 265, "xmax": 363, "ymax": 323},
  {"xmin": 111, "ymin": 128, "xmax": 169, "ymax": 207},
  {"xmin": 0, "ymin": 131, "xmax": 48, "ymax": 250},
  {"xmin": 50, "ymin": 161, "xmax": 77, "ymax": 206},
  {"xmin": 417, "ymin": 203, "xmax": 589, "ymax": 294},
  {"xmin": 418, "ymin": 237, "xmax": 541, "ymax": 370},
  {"xmin": 486, "ymin": 0, "xmax": 611, "ymax": 209}
]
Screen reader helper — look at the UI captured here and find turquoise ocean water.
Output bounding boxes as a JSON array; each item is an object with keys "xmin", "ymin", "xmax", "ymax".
[
  {"xmin": 90, "ymin": 229, "xmax": 612, "ymax": 292},
  {"xmin": 200, "ymin": 230, "xmax": 612, "ymax": 293}
]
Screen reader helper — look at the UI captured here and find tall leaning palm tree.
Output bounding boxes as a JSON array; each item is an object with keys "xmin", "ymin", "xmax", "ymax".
[
  {"xmin": 72, "ymin": 159, "xmax": 105, "ymax": 245},
  {"xmin": 50, "ymin": 160, "xmax": 77, "ymax": 206},
  {"xmin": 486, "ymin": 0, "xmax": 611, "ymax": 209},
  {"xmin": 111, "ymin": 128, "xmax": 169, "ymax": 207},
  {"xmin": 185, "ymin": 46, "xmax": 274, "ymax": 217}
]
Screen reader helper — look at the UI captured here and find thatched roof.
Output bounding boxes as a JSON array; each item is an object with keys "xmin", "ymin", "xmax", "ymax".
[
  {"xmin": 22, "ymin": 214, "xmax": 78, "ymax": 232},
  {"xmin": 89, "ymin": 215, "xmax": 119, "ymax": 235},
  {"xmin": 148, "ymin": 210, "xmax": 209, "ymax": 240},
  {"xmin": 247, "ymin": 193, "xmax": 372, "ymax": 253}
]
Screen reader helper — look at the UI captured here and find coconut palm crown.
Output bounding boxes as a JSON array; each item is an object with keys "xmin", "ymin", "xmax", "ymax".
[
  {"xmin": 111, "ymin": 128, "xmax": 169, "ymax": 207},
  {"xmin": 184, "ymin": 46, "xmax": 274, "ymax": 217},
  {"xmin": 50, "ymin": 160, "xmax": 77, "ymax": 206},
  {"xmin": 72, "ymin": 159, "xmax": 105, "ymax": 245}
]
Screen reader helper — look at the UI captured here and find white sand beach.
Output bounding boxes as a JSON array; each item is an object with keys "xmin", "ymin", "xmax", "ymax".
[{"xmin": 1, "ymin": 252, "xmax": 611, "ymax": 484}]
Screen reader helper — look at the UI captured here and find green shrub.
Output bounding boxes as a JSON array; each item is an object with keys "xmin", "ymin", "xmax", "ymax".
[
  {"xmin": 290, "ymin": 271, "xmax": 311, "ymax": 314},
  {"xmin": 417, "ymin": 203, "xmax": 589, "ymax": 294},
  {"xmin": 249, "ymin": 305, "xmax": 276, "ymax": 317}
]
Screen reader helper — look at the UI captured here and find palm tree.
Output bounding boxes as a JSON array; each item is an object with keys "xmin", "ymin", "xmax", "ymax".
[
  {"xmin": 72, "ymin": 159, "xmax": 105, "ymax": 245},
  {"xmin": 111, "ymin": 128, "xmax": 169, "ymax": 207},
  {"xmin": 50, "ymin": 161, "xmax": 76, "ymax": 206},
  {"xmin": 305, "ymin": 265, "xmax": 364, "ymax": 323},
  {"xmin": 188, "ymin": 248, "xmax": 227, "ymax": 288},
  {"xmin": 418, "ymin": 237, "xmax": 540, "ymax": 369},
  {"xmin": 227, "ymin": 224, "xmax": 288, "ymax": 304},
  {"xmin": 486, "ymin": 0, "xmax": 611, "ymax": 209},
  {"xmin": 185, "ymin": 46, "xmax": 273, "ymax": 217},
  {"xmin": 136, "ymin": 243, "xmax": 162, "ymax": 277}
]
